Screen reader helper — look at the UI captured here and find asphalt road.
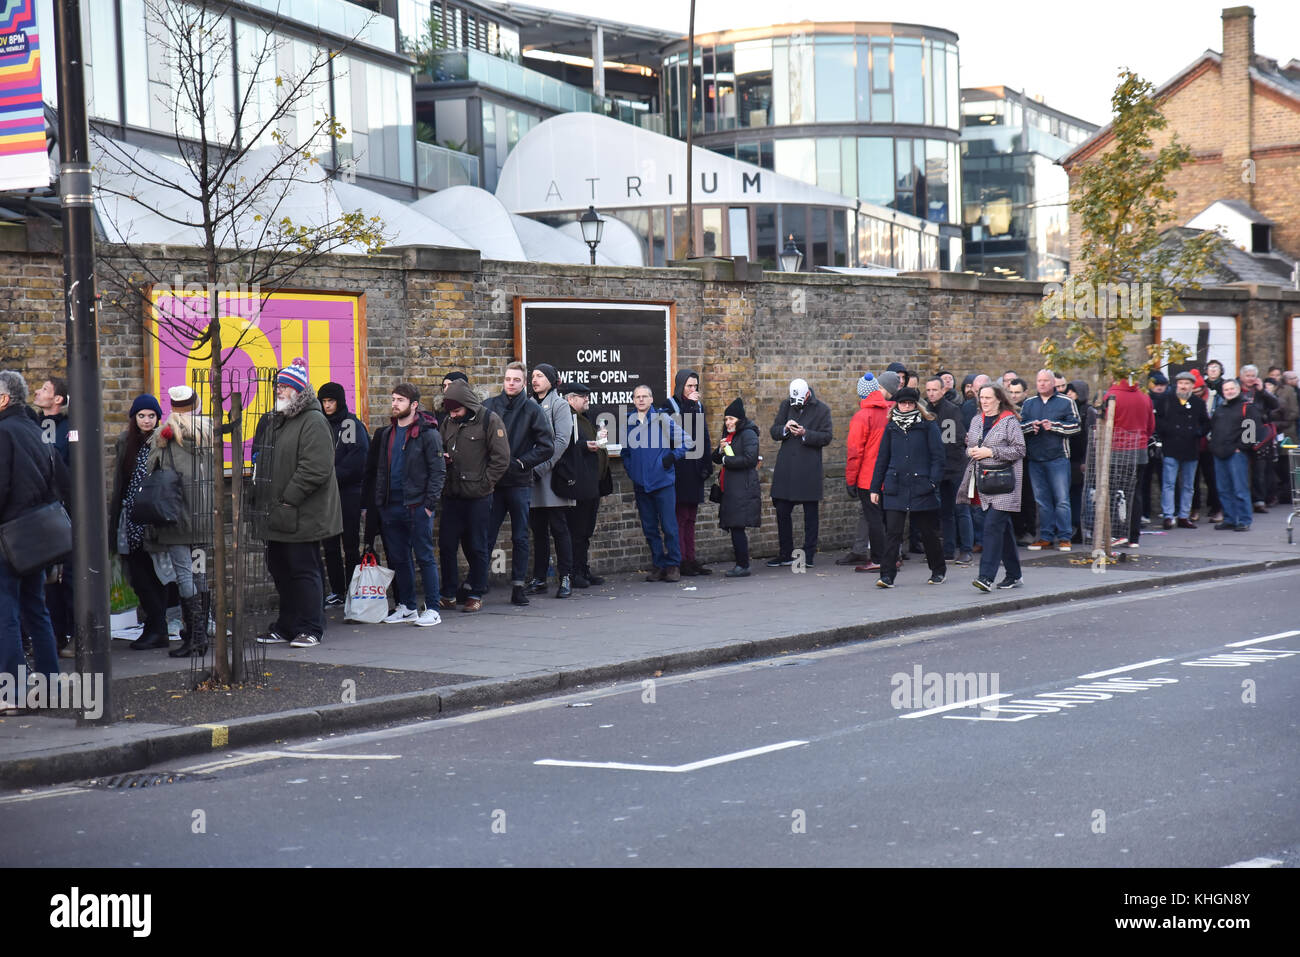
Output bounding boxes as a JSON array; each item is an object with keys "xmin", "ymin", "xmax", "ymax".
[{"xmin": 3, "ymin": 569, "xmax": 1297, "ymax": 868}]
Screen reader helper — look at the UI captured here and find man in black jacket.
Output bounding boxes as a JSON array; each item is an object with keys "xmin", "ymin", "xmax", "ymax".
[
  {"xmin": 362, "ymin": 383, "xmax": 445, "ymax": 626},
  {"xmin": 483, "ymin": 361, "xmax": 554, "ymax": 605},
  {"xmin": 562, "ymin": 383, "xmax": 609, "ymax": 588},
  {"xmin": 318, "ymin": 382, "xmax": 370, "ymax": 605},
  {"xmin": 924, "ymin": 376, "xmax": 969, "ymax": 563},
  {"xmin": 1208, "ymin": 379, "xmax": 1262, "ymax": 531},
  {"xmin": 0, "ymin": 370, "xmax": 65, "ymax": 686},
  {"xmin": 767, "ymin": 378, "xmax": 833, "ymax": 567},
  {"xmin": 1156, "ymin": 373, "xmax": 1209, "ymax": 529}
]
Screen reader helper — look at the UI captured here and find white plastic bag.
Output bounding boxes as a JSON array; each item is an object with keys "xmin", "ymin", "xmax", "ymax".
[{"xmin": 343, "ymin": 552, "xmax": 395, "ymax": 624}]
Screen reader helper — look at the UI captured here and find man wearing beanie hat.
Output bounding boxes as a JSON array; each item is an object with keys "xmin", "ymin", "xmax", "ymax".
[
  {"xmin": 317, "ymin": 382, "xmax": 370, "ymax": 605},
  {"xmin": 252, "ymin": 359, "xmax": 341, "ymax": 648},
  {"xmin": 766, "ymin": 378, "xmax": 833, "ymax": 567},
  {"xmin": 846, "ymin": 371, "xmax": 895, "ymax": 570},
  {"xmin": 1154, "ymin": 371, "xmax": 1209, "ymax": 529},
  {"xmin": 527, "ymin": 362, "xmax": 577, "ymax": 597}
]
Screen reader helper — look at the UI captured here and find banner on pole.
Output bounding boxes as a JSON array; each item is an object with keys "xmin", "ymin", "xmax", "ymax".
[{"xmin": 0, "ymin": 0, "xmax": 49, "ymax": 192}]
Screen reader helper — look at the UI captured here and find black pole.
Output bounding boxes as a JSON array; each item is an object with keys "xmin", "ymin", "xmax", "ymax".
[{"xmin": 54, "ymin": 0, "xmax": 112, "ymax": 724}]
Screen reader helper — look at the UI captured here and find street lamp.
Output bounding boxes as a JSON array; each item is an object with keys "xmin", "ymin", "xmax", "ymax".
[
  {"xmin": 779, "ymin": 233, "xmax": 804, "ymax": 272},
  {"xmin": 579, "ymin": 205, "xmax": 605, "ymax": 264}
]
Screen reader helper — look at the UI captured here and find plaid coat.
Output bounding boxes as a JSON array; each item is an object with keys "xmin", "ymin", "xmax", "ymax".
[{"xmin": 956, "ymin": 410, "xmax": 1025, "ymax": 513}]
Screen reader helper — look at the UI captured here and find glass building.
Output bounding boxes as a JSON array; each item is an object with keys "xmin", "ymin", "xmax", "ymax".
[
  {"xmin": 659, "ymin": 22, "xmax": 964, "ymax": 270},
  {"xmin": 960, "ymin": 86, "xmax": 1098, "ymax": 281}
]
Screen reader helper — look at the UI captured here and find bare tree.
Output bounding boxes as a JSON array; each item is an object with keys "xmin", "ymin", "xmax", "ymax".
[{"xmin": 93, "ymin": 0, "xmax": 389, "ymax": 681}]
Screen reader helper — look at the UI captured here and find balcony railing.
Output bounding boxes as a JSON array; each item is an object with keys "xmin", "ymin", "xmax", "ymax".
[{"xmin": 417, "ymin": 140, "xmax": 479, "ymax": 191}]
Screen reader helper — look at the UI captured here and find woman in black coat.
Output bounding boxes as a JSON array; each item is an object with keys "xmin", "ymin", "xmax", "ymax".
[
  {"xmin": 869, "ymin": 388, "xmax": 947, "ymax": 587},
  {"xmin": 713, "ymin": 397, "xmax": 761, "ymax": 577},
  {"xmin": 668, "ymin": 369, "xmax": 713, "ymax": 576}
]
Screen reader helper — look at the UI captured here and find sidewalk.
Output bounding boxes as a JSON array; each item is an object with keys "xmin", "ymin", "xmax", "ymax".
[{"xmin": 3, "ymin": 510, "xmax": 1297, "ymax": 788}]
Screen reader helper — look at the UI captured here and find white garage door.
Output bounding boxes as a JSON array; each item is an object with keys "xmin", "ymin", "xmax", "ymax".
[{"xmin": 1160, "ymin": 315, "xmax": 1238, "ymax": 378}]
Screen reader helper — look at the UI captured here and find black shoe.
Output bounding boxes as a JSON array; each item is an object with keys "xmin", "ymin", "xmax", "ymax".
[
  {"xmin": 725, "ymin": 565, "xmax": 751, "ymax": 577},
  {"xmin": 1215, "ymin": 521, "xmax": 1235, "ymax": 530},
  {"xmin": 511, "ymin": 585, "xmax": 530, "ymax": 606},
  {"xmin": 972, "ymin": 578, "xmax": 993, "ymax": 592},
  {"xmin": 571, "ymin": 572, "xmax": 591, "ymax": 588},
  {"xmin": 835, "ymin": 552, "xmax": 868, "ymax": 566},
  {"xmin": 927, "ymin": 574, "xmax": 945, "ymax": 585},
  {"xmin": 324, "ymin": 593, "xmax": 345, "ymax": 607},
  {"xmin": 526, "ymin": 578, "xmax": 548, "ymax": 595},
  {"xmin": 556, "ymin": 576, "xmax": 572, "ymax": 598},
  {"xmin": 996, "ymin": 576, "xmax": 1023, "ymax": 589},
  {"xmin": 130, "ymin": 631, "xmax": 170, "ymax": 651},
  {"xmin": 679, "ymin": 559, "xmax": 700, "ymax": 577},
  {"xmin": 804, "ymin": 555, "xmax": 816, "ymax": 567},
  {"xmin": 875, "ymin": 578, "xmax": 895, "ymax": 588},
  {"xmin": 1232, "ymin": 524, "xmax": 1251, "ymax": 532},
  {"xmin": 170, "ymin": 596, "xmax": 207, "ymax": 658},
  {"xmin": 765, "ymin": 556, "xmax": 794, "ymax": 567},
  {"xmin": 584, "ymin": 568, "xmax": 606, "ymax": 585},
  {"xmin": 1253, "ymin": 503, "xmax": 1268, "ymax": 514}
]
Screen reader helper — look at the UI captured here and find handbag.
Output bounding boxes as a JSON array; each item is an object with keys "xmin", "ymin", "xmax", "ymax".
[
  {"xmin": 0, "ymin": 501, "xmax": 73, "ymax": 576},
  {"xmin": 133, "ymin": 445, "xmax": 186, "ymax": 527},
  {"xmin": 709, "ymin": 482, "xmax": 723, "ymax": 504},
  {"xmin": 343, "ymin": 552, "xmax": 396, "ymax": 624},
  {"xmin": 551, "ymin": 418, "xmax": 597, "ymax": 500},
  {"xmin": 975, "ymin": 463, "xmax": 1015, "ymax": 496}
]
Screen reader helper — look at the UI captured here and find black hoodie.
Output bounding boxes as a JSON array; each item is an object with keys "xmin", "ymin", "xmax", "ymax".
[
  {"xmin": 317, "ymin": 385, "xmax": 370, "ymax": 493},
  {"xmin": 666, "ymin": 369, "xmax": 713, "ymax": 505}
]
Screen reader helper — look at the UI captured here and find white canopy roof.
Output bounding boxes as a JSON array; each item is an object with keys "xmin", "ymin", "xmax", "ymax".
[{"xmin": 495, "ymin": 112, "xmax": 859, "ymax": 215}]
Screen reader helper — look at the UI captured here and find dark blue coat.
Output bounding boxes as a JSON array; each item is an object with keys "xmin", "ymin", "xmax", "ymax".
[
  {"xmin": 869, "ymin": 417, "xmax": 944, "ymax": 512},
  {"xmin": 712, "ymin": 421, "xmax": 761, "ymax": 529}
]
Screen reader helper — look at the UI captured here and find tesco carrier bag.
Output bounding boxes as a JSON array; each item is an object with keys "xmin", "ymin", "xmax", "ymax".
[{"xmin": 344, "ymin": 551, "xmax": 395, "ymax": 624}]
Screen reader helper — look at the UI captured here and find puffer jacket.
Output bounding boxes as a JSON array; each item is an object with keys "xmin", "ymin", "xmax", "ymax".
[
  {"xmin": 845, "ymin": 392, "xmax": 891, "ymax": 489},
  {"xmin": 667, "ymin": 370, "xmax": 713, "ymax": 505},
  {"xmin": 144, "ymin": 411, "xmax": 212, "ymax": 546},
  {"xmin": 713, "ymin": 420, "xmax": 761, "ymax": 529},
  {"xmin": 870, "ymin": 415, "xmax": 944, "ymax": 512},
  {"xmin": 956, "ymin": 410, "xmax": 1026, "ymax": 513},
  {"xmin": 250, "ymin": 389, "xmax": 342, "ymax": 543},
  {"xmin": 439, "ymin": 380, "xmax": 510, "ymax": 500}
]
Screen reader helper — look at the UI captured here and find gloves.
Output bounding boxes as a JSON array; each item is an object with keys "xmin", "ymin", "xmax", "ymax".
[
  {"xmin": 661, "ymin": 451, "xmax": 676, "ymax": 470},
  {"xmin": 846, "ymin": 484, "xmax": 858, "ymax": 500}
]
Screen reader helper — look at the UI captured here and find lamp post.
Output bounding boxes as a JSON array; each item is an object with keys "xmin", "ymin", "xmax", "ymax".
[
  {"xmin": 780, "ymin": 234, "xmax": 804, "ymax": 272},
  {"xmin": 579, "ymin": 205, "xmax": 605, "ymax": 264}
]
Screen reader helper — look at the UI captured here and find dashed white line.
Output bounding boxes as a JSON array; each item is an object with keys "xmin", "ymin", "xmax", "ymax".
[
  {"xmin": 1225, "ymin": 857, "xmax": 1283, "ymax": 868},
  {"xmin": 535, "ymin": 740, "xmax": 808, "ymax": 773},
  {"xmin": 897, "ymin": 693, "xmax": 1011, "ymax": 719},
  {"xmin": 1077, "ymin": 658, "xmax": 1173, "ymax": 680},
  {"xmin": 1225, "ymin": 630, "xmax": 1300, "ymax": 648}
]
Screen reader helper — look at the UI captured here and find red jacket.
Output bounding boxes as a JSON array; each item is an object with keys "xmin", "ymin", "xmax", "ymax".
[
  {"xmin": 846, "ymin": 392, "xmax": 892, "ymax": 488},
  {"xmin": 1102, "ymin": 381, "xmax": 1156, "ymax": 450}
]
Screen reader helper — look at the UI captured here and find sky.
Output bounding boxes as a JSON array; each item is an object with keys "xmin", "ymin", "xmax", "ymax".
[{"xmin": 535, "ymin": 0, "xmax": 1300, "ymax": 124}]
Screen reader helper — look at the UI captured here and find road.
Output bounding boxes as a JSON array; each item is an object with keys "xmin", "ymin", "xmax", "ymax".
[{"xmin": 2, "ymin": 569, "xmax": 1297, "ymax": 867}]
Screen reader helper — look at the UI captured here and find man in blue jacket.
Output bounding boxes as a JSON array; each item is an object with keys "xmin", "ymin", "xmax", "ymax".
[
  {"xmin": 1019, "ymin": 369, "xmax": 1080, "ymax": 551},
  {"xmin": 622, "ymin": 384, "xmax": 692, "ymax": 582}
]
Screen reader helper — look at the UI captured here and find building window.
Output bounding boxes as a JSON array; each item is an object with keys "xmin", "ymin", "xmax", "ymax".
[
  {"xmin": 894, "ymin": 38, "xmax": 924, "ymax": 125},
  {"xmin": 814, "ymin": 37, "xmax": 854, "ymax": 123},
  {"xmin": 735, "ymin": 40, "xmax": 773, "ymax": 128},
  {"xmin": 858, "ymin": 136, "xmax": 893, "ymax": 208}
]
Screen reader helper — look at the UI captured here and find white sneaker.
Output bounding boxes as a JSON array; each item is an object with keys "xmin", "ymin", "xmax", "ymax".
[
  {"xmin": 383, "ymin": 604, "xmax": 417, "ymax": 624},
  {"xmin": 414, "ymin": 608, "xmax": 442, "ymax": 627}
]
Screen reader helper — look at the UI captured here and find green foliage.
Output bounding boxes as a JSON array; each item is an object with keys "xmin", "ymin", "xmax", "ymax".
[{"xmin": 1035, "ymin": 69, "xmax": 1222, "ymax": 383}]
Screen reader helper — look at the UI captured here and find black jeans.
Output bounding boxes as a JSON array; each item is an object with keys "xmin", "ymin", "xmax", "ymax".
[
  {"xmin": 124, "ymin": 548, "xmax": 168, "ymax": 639},
  {"xmin": 882, "ymin": 509, "xmax": 945, "ymax": 580},
  {"xmin": 440, "ymin": 495, "xmax": 492, "ymax": 599},
  {"xmin": 321, "ymin": 488, "xmax": 362, "ymax": 595},
  {"xmin": 773, "ymin": 498, "xmax": 819, "ymax": 562},
  {"xmin": 857, "ymin": 494, "xmax": 886, "ymax": 563},
  {"xmin": 1012, "ymin": 466, "xmax": 1037, "ymax": 539},
  {"xmin": 266, "ymin": 540, "xmax": 325, "ymax": 640},
  {"xmin": 566, "ymin": 497, "xmax": 600, "ymax": 573},
  {"xmin": 487, "ymin": 485, "xmax": 532, "ymax": 585},
  {"xmin": 730, "ymin": 527, "xmax": 750, "ymax": 567},
  {"xmin": 531, "ymin": 506, "xmax": 574, "ymax": 580}
]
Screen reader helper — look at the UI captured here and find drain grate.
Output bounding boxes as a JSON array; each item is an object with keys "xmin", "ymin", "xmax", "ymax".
[{"xmin": 83, "ymin": 771, "xmax": 189, "ymax": 790}]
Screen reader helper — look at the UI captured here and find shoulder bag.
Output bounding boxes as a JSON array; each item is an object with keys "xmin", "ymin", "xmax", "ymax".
[
  {"xmin": 0, "ymin": 446, "xmax": 72, "ymax": 575},
  {"xmin": 133, "ymin": 444, "xmax": 186, "ymax": 527}
]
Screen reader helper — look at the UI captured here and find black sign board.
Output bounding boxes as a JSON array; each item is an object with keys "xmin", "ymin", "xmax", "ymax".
[{"xmin": 515, "ymin": 299, "xmax": 675, "ymax": 426}]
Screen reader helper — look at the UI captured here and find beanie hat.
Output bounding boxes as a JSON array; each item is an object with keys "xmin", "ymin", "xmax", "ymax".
[
  {"xmin": 168, "ymin": 385, "xmax": 197, "ymax": 410},
  {"xmin": 317, "ymin": 381, "xmax": 346, "ymax": 405},
  {"xmin": 857, "ymin": 373, "xmax": 879, "ymax": 399},
  {"xmin": 892, "ymin": 387, "xmax": 921, "ymax": 404},
  {"xmin": 129, "ymin": 394, "xmax": 163, "ymax": 420},
  {"xmin": 392, "ymin": 382, "xmax": 420, "ymax": 404},
  {"xmin": 1189, "ymin": 369, "xmax": 1206, "ymax": 390},
  {"xmin": 878, "ymin": 371, "xmax": 901, "ymax": 396},
  {"xmin": 443, "ymin": 371, "xmax": 468, "ymax": 385},
  {"xmin": 724, "ymin": 397, "xmax": 746, "ymax": 420},
  {"xmin": 276, "ymin": 358, "xmax": 310, "ymax": 393},
  {"xmin": 533, "ymin": 363, "xmax": 559, "ymax": 393},
  {"xmin": 886, "ymin": 362, "xmax": 908, "ymax": 374},
  {"xmin": 1148, "ymin": 371, "xmax": 1168, "ymax": 385}
]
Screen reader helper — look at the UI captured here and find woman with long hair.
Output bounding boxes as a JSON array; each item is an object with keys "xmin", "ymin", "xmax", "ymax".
[
  {"xmin": 109, "ymin": 394, "xmax": 170, "ymax": 650},
  {"xmin": 147, "ymin": 386, "xmax": 212, "ymax": 657},
  {"xmin": 956, "ymin": 384, "xmax": 1027, "ymax": 592}
]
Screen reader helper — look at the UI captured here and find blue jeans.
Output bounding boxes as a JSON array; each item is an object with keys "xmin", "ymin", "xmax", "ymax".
[
  {"xmin": 634, "ymin": 485, "xmax": 681, "ymax": 567},
  {"xmin": 1028, "ymin": 457, "xmax": 1071, "ymax": 543},
  {"xmin": 1161, "ymin": 457, "xmax": 1198, "ymax": 520},
  {"xmin": 1214, "ymin": 453, "xmax": 1252, "ymax": 528},
  {"xmin": 0, "ymin": 553, "xmax": 59, "ymax": 683},
  {"xmin": 978, "ymin": 507, "xmax": 1022, "ymax": 583},
  {"xmin": 953, "ymin": 501, "xmax": 975, "ymax": 552},
  {"xmin": 381, "ymin": 504, "xmax": 439, "ymax": 609},
  {"xmin": 488, "ymin": 485, "xmax": 532, "ymax": 585}
]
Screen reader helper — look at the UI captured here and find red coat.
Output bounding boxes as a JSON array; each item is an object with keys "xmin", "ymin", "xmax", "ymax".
[
  {"xmin": 1103, "ymin": 381, "xmax": 1155, "ymax": 450},
  {"xmin": 846, "ymin": 392, "xmax": 892, "ymax": 489}
]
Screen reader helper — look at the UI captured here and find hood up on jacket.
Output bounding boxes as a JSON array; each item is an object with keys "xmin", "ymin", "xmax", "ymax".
[
  {"xmin": 317, "ymin": 381, "xmax": 350, "ymax": 421},
  {"xmin": 1067, "ymin": 380, "xmax": 1091, "ymax": 406},
  {"xmin": 442, "ymin": 379, "xmax": 486, "ymax": 419},
  {"xmin": 673, "ymin": 369, "xmax": 698, "ymax": 404}
]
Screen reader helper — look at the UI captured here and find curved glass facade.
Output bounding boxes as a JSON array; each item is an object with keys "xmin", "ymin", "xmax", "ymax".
[{"xmin": 661, "ymin": 25, "xmax": 962, "ymax": 239}]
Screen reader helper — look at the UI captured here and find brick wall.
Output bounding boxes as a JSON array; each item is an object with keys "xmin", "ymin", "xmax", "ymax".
[{"xmin": 5, "ymin": 240, "xmax": 1299, "ymax": 572}]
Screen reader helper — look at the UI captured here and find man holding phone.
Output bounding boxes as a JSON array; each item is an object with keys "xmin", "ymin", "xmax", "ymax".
[{"xmin": 1018, "ymin": 369, "xmax": 1080, "ymax": 551}]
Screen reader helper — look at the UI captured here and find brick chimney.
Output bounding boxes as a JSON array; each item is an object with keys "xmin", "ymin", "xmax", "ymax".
[{"xmin": 1221, "ymin": 6, "xmax": 1255, "ymax": 202}]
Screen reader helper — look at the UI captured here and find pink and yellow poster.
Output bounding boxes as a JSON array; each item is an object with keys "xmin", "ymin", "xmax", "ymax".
[
  {"xmin": 0, "ymin": 0, "xmax": 48, "ymax": 191},
  {"xmin": 147, "ymin": 287, "xmax": 367, "ymax": 468}
]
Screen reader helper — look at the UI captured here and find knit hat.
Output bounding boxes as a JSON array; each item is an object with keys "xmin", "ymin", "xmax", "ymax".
[
  {"xmin": 533, "ymin": 363, "xmax": 559, "ymax": 393},
  {"xmin": 886, "ymin": 362, "xmax": 908, "ymax": 374},
  {"xmin": 168, "ymin": 385, "xmax": 197, "ymax": 410},
  {"xmin": 129, "ymin": 394, "xmax": 163, "ymax": 419},
  {"xmin": 789, "ymin": 378, "xmax": 811, "ymax": 406},
  {"xmin": 857, "ymin": 373, "xmax": 879, "ymax": 398},
  {"xmin": 724, "ymin": 397, "xmax": 746, "ymax": 420},
  {"xmin": 443, "ymin": 371, "xmax": 468, "ymax": 385},
  {"xmin": 276, "ymin": 358, "xmax": 310, "ymax": 393},
  {"xmin": 1148, "ymin": 371, "xmax": 1169, "ymax": 385},
  {"xmin": 892, "ymin": 387, "xmax": 921, "ymax": 404},
  {"xmin": 878, "ymin": 371, "xmax": 901, "ymax": 396},
  {"xmin": 1189, "ymin": 369, "xmax": 1206, "ymax": 391}
]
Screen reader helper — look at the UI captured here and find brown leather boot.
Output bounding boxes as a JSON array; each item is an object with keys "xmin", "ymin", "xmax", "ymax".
[{"xmin": 664, "ymin": 565, "xmax": 681, "ymax": 582}]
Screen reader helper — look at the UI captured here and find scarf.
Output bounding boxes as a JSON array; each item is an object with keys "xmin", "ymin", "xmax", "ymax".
[{"xmin": 890, "ymin": 406, "xmax": 922, "ymax": 433}]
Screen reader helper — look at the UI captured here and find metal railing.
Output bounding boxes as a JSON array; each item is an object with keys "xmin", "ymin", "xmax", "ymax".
[{"xmin": 417, "ymin": 140, "xmax": 479, "ymax": 190}]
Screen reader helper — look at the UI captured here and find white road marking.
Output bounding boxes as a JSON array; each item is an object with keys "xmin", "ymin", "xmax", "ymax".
[
  {"xmin": 898, "ymin": 693, "xmax": 1010, "ymax": 719},
  {"xmin": 0, "ymin": 787, "xmax": 93, "ymax": 805},
  {"xmin": 1077, "ymin": 658, "xmax": 1172, "ymax": 679},
  {"xmin": 1225, "ymin": 630, "xmax": 1300, "ymax": 647},
  {"xmin": 535, "ymin": 740, "xmax": 808, "ymax": 773},
  {"xmin": 179, "ymin": 749, "xmax": 400, "ymax": 774},
  {"xmin": 1224, "ymin": 857, "xmax": 1283, "ymax": 868}
]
